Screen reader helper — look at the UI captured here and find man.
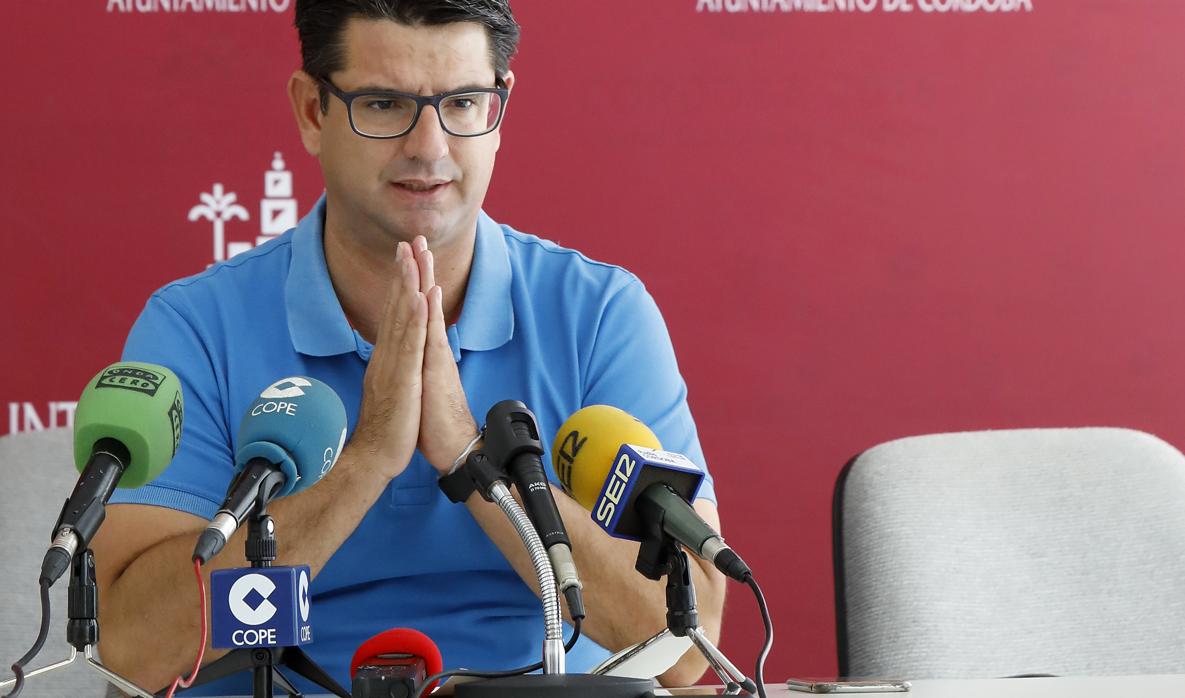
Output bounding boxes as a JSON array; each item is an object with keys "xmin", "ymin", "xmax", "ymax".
[{"xmin": 93, "ymin": 1, "xmax": 725, "ymax": 693}]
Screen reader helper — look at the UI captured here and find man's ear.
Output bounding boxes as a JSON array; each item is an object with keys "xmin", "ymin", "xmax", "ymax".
[
  {"xmin": 288, "ymin": 70, "xmax": 324, "ymax": 157},
  {"xmin": 494, "ymin": 70, "xmax": 516, "ymax": 151}
]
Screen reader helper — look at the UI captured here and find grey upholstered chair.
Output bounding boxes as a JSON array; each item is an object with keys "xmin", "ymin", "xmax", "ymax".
[
  {"xmin": 833, "ymin": 427, "xmax": 1185, "ymax": 679},
  {"xmin": 0, "ymin": 428, "xmax": 115, "ymax": 696}
]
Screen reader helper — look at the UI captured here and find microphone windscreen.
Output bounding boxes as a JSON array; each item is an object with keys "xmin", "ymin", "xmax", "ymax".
[
  {"xmin": 234, "ymin": 376, "xmax": 347, "ymax": 498},
  {"xmin": 73, "ymin": 362, "xmax": 184, "ymax": 488},
  {"xmin": 551, "ymin": 405, "xmax": 662, "ymax": 510},
  {"xmin": 350, "ymin": 627, "xmax": 443, "ymax": 679}
]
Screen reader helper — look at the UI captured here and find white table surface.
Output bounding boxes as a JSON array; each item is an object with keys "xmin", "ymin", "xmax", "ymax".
[
  {"xmin": 660, "ymin": 675, "xmax": 1185, "ymax": 696},
  {"xmin": 268, "ymin": 674, "xmax": 1185, "ymax": 698}
]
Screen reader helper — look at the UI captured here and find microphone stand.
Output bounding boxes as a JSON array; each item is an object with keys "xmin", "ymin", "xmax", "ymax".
[
  {"xmin": 453, "ymin": 450, "xmax": 654, "ymax": 698},
  {"xmin": 633, "ymin": 516, "xmax": 757, "ymax": 695},
  {"xmin": 484, "ymin": 477, "xmax": 567, "ymax": 673},
  {"xmin": 0, "ymin": 550, "xmax": 156, "ymax": 698},
  {"xmin": 175, "ymin": 506, "xmax": 348, "ymax": 698}
]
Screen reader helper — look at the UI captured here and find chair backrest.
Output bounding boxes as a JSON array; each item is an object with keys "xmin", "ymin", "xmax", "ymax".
[
  {"xmin": 833, "ymin": 427, "xmax": 1185, "ymax": 679},
  {"xmin": 0, "ymin": 428, "xmax": 113, "ymax": 696}
]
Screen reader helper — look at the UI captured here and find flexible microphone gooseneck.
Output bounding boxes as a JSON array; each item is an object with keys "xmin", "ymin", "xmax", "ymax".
[{"xmin": 460, "ymin": 449, "xmax": 567, "ymax": 676}]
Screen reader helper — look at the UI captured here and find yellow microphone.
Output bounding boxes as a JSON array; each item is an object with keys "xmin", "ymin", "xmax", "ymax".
[
  {"xmin": 551, "ymin": 405, "xmax": 751, "ymax": 582},
  {"xmin": 552, "ymin": 405, "xmax": 662, "ymax": 510}
]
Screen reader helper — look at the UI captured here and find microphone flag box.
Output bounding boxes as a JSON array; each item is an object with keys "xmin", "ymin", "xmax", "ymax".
[
  {"xmin": 211, "ymin": 566, "xmax": 313, "ymax": 649},
  {"xmin": 593, "ymin": 445, "xmax": 704, "ymax": 541}
]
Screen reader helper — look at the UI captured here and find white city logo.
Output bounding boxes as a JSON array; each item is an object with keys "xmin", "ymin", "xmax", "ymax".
[
  {"xmin": 298, "ymin": 570, "xmax": 311, "ymax": 623},
  {"xmin": 188, "ymin": 152, "xmax": 298, "ymax": 265},
  {"xmin": 188, "ymin": 183, "xmax": 248, "ymax": 264},
  {"xmin": 262, "ymin": 377, "xmax": 312, "ymax": 400},
  {"xmin": 229, "ymin": 574, "xmax": 278, "ymax": 626}
]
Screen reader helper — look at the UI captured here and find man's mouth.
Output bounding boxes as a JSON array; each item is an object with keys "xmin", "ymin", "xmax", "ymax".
[{"xmin": 395, "ymin": 180, "xmax": 449, "ymax": 193}]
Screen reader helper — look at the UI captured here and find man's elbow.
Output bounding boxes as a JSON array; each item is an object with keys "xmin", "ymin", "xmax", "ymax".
[
  {"xmin": 695, "ymin": 563, "xmax": 728, "ymax": 634},
  {"xmin": 659, "ymin": 654, "xmax": 711, "ymax": 688},
  {"xmin": 97, "ymin": 622, "xmax": 156, "ymax": 691},
  {"xmin": 95, "ymin": 580, "xmax": 182, "ymax": 692}
]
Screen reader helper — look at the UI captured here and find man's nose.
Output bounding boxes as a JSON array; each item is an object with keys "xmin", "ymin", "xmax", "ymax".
[{"xmin": 403, "ymin": 106, "xmax": 450, "ymax": 162}]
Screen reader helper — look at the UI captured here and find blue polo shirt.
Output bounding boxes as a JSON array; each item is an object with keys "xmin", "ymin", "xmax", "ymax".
[{"xmin": 110, "ymin": 195, "xmax": 715, "ymax": 695}]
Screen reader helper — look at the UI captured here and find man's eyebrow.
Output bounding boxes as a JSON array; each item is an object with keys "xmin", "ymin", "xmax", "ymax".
[{"xmin": 346, "ymin": 82, "xmax": 497, "ymax": 94}]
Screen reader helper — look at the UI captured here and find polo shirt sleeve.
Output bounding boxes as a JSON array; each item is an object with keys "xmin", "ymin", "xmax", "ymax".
[
  {"xmin": 107, "ymin": 293, "xmax": 234, "ymax": 519},
  {"xmin": 582, "ymin": 278, "xmax": 717, "ymax": 505}
]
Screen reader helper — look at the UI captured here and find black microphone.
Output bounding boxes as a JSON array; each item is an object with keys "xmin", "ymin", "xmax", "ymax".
[
  {"xmin": 483, "ymin": 400, "xmax": 584, "ymax": 618},
  {"xmin": 635, "ymin": 481, "xmax": 750, "ymax": 583}
]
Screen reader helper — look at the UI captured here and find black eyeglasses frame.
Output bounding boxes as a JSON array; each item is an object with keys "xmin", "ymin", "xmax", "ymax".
[{"xmin": 317, "ymin": 76, "xmax": 511, "ymax": 139}]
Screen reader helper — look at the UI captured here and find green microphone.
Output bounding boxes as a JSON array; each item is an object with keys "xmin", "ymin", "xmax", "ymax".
[{"xmin": 41, "ymin": 362, "xmax": 184, "ymax": 585}]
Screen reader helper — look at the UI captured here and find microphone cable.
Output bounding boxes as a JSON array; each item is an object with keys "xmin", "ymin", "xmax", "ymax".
[
  {"xmin": 414, "ymin": 616, "xmax": 583, "ymax": 698},
  {"xmin": 163, "ymin": 558, "xmax": 209, "ymax": 698},
  {"xmin": 744, "ymin": 574, "xmax": 773, "ymax": 698},
  {"xmin": 2, "ymin": 579, "xmax": 51, "ymax": 698}
]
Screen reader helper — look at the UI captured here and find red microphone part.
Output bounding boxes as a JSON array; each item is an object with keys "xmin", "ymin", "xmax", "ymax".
[{"xmin": 349, "ymin": 627, "xmax": 444, "ymax": 682}]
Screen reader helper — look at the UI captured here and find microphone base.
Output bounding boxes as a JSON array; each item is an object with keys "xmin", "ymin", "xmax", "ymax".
[
  {"xmin": 169, "ymin": 645, "xmax": 350, "ymax": 698},
  {"xmin": 456, "ymin": 673, "xmax": 656, "ymax": 698},
  {"xmin": 175, "ymin": 511, "xmax": 349, "ymax": 697}
]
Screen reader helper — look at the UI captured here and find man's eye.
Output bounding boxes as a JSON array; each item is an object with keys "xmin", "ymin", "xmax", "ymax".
[
  {"xmin": 445, "ymin": 97, "xmax": 477, "ymax": 110},
  {"xmin": 361, "ymin": 98, "xmax": 407, "ymax": 112}
]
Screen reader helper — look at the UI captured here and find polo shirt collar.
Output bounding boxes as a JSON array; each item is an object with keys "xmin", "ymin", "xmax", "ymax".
[
  {"xmin": 287, "ymin": 195, "xmax": 356, "ymax": 357},
  {"xmin": 287, "ymin": 195, "xmax": 514, "ymax": 358},
  {"xmin": 456, "ymin": 211, "xmax": 514, "ymax": 353}
]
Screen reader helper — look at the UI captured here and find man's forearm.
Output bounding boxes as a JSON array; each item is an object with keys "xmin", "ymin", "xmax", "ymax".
[
  {"xmin": 463, "ymin": 486, "xmax": 726, "ymax": 686},
  {"xmin": 97, "ymin": 448, "xmax": 392, "ymax": 691}
]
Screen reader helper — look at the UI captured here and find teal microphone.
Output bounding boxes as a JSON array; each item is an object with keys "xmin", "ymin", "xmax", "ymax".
[
  {"xmin": 42, "ymin": 362, "xmax": 184, "ymax": 585},
  {"xmin": 193, "ymin": 376, "xmax": 347, "ymax": 564}
]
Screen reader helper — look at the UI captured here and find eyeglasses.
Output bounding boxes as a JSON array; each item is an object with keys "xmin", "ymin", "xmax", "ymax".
[{"xmin": 318, "ymin": 77, "xmax": 510, "ymax": 139}]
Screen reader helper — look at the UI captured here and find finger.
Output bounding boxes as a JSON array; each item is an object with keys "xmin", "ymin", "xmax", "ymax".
[
  {"xmin": 416, "ymin": 248, "xmax": 436, "ymax": 294},
  {"xmin": 393, "ymin": 261, "xmax": 425, "ymax": 342},
  {"xmin": 377, "ymin": 288, "xmax": 426, "ymax": 402},
  {"xmin": 424, "ymin": 285, "xmax": 466, "ymax": 421},
  {"xmin": 425, "ymin": 285, "xmax": 449, "ymax": 360},
  {"xmin": 398, "ymin": 291, "xmax": 429, "ymax": 380},
  {"xmin": 412, "ymin": 236, "xmax": 435, "ymax": 293},
  {"xmin": 373, "ymin": 244, "xmax": 411, "ymax": 345},
  {"xmin": 382, "ymin": 243, "xmax": 406, "ymax": 313},
  {"xmin": 405, "ymin": 244, "xmax": 422, "ymax": 296},
  {"xmin": 421, "ymin": 285, "xmax": 475, "ymax": 470}
]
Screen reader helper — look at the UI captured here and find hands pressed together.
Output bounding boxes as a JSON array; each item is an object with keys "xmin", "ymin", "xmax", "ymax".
[{"xmin": 352, "ymin": 236, "xmax": 479, "ymax": 481}]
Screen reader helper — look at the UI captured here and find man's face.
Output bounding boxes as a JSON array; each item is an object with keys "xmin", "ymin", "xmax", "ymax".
[{"xmin": 315, "ymin": 19, "xmax": 509, "ymax": 249}]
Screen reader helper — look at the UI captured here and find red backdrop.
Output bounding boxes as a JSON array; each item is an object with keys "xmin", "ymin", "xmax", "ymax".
[{"xmin": 4, "ymin": 0, "xmax": 1185, "ymax": 681}]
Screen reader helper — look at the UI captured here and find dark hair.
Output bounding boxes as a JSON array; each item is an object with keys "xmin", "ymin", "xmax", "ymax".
[{"xmin": 296, "ymin": 0, "xmax": 520, "ymax": 110}]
